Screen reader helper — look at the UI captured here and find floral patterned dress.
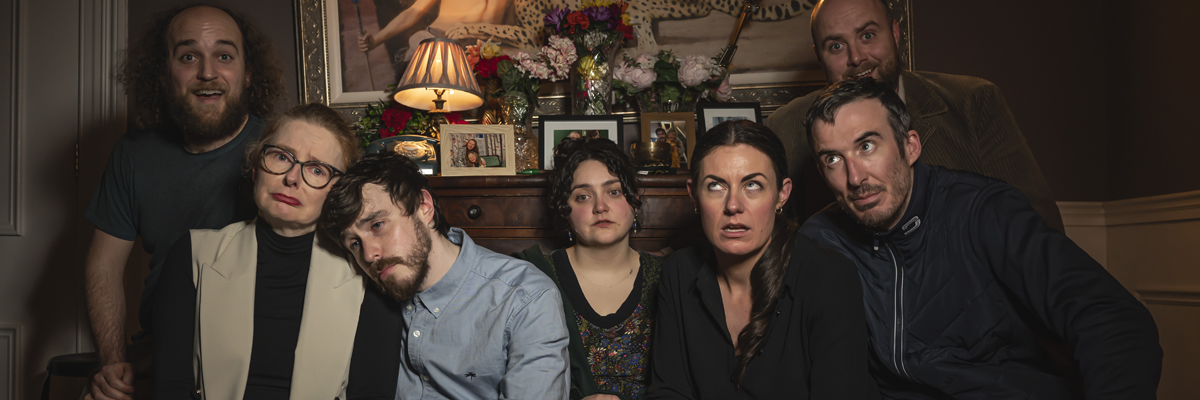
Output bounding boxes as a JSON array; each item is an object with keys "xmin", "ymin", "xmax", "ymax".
[{"xmin": 548, "ymin": 249, "xmax": 663, "ymax": 399}]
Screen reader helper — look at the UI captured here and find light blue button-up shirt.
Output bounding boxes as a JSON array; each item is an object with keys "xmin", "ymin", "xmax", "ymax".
[{"xmin": 396, "ymin": 228, "xmax": 570, "ymax": 399}]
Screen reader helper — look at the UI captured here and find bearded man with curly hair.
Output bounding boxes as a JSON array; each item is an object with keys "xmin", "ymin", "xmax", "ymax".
[{"xmin": 83, "ymin": 4, "xmax": 284, "ymax": 399}]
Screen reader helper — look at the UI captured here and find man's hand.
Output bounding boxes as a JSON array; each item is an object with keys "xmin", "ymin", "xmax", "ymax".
[
  {"xmin": 85, "ymin": 362, "xmax": 135, "ymax": 400},
  {"xmin": 358, "ymin": 32, "xmax": 376, "ymax": 52}
]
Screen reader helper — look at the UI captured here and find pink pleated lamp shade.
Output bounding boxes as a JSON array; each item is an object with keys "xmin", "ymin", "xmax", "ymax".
[{"xmin": 393, "ymin": 38, "xmax": 483, "ymax": 112}]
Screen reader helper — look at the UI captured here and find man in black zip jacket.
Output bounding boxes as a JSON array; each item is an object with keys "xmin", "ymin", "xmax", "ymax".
[{"xmin": 797, "ymin": 78, "xmax": 1162, "ymax": 399}]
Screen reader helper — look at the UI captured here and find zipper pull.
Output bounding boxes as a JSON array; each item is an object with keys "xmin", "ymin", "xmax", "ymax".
[{"xmin": 873, "ymin": 237, "xmax": 879, "ymax": 251}]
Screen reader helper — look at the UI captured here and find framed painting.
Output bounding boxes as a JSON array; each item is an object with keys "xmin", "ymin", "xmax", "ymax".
[
  {"xmin": 639, "ymin": 112, "xmax": 696, "ymax": 170},
  {"xmin": 695, "ymin": 102, "xmax": 763, "ymax": 134},
  {"xmin": 440, "ymin": 125, "xmax": 516, "ymax": 176},
  {"xmin": 297, "ymin": 0, "xmax": 913, "ymax": 112},
  {"xmin": 538, "ymin": 115, "xmax": 624, "ymax": 170}
]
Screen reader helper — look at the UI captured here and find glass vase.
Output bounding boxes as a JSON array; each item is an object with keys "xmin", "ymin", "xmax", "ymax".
[
  {"xmin": 498, "ymin": 93, "xmax": 538, "ymax": 172},
  {"xmin": 570, "ymin": 43, "xmax": 621, "ymax": 115},
  {"xmin": 634, "ymin": 89, "xmax": 702, "ymax": 113}
]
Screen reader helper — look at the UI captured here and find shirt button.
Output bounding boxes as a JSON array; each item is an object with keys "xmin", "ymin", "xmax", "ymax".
[
  {"xmin": 412, "ymin": 330, "xmax": 421, "ymax": 338},
  {"xmin": 423, "ymin": 375, "xmax": 430, "ymax": 382},
  {"xmin": 433, "ymin": 307, "xmax": 440, "ymax": 313},
  {"xmin": 406, "ymin": 305, "xmax": 413, "ymax": 311}
]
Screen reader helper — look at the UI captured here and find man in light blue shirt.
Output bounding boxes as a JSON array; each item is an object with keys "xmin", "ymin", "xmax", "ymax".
[{"xmin": 320, "ymin": 152, "xmax": 570, "ymax": 399}]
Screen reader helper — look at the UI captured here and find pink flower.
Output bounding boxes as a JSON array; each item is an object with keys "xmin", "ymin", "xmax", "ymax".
[
  {"xmin": 634, "ymin": 53, "xmax": 656, "ymax": 69},
  {"xmin": 678, "ymin": 55, "xmax": 716, "ymax": 87},
  {"xmin": 614, "ymin": 63, "xmax": 656, "ymax": 90},
  {"xmin": 714, "ymin": 75, "xmax": 732, "ymax": 101}
]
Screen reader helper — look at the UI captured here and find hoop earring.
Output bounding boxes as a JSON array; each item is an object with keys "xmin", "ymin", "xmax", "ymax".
[{"xmin": 776, "ymin": 208, "xmax": 783, "ymax": 215}]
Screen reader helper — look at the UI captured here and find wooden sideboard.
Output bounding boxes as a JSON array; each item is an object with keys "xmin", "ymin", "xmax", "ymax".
[{"xmin": 429, "ymin": 174, "xmax": 698, "ymax": 255}]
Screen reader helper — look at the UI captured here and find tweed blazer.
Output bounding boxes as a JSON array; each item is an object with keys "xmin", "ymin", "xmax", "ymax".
[
  {"xmin": 189, "ymin": 220, "xmax": 365, "ymax": 399},
  {"xmin": 766, "ymin": 70, "xmax": 1064, "ymax": 232}
]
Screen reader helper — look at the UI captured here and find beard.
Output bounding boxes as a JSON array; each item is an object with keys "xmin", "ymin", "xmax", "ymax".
[
  {"xmin": 369, "ymin": 218, "xmax": 433, "ymax": 302},
  {"xmin": 839, "ymin": 160, "xmax": 913, "ymax": 231},
  {"xmin": 840, "ymin": 45, "xmax": 903, "ymax": 92},
  {"xmin": 167, "ymin": 83, "xmax": 250, "ymax": 142}
]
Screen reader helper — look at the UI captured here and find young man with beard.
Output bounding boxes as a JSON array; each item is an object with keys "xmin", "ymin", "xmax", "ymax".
[
  {"xmin": 84, "ymin": 4, "xmax": 284, "ymax": 399},
  {"xmin": 320, "ymin": 152, "xmax": 570, "ymax": 400},
  {"xmin": 765, "ymin": 0, "xmax": 1063, "ymax": 233},
  {"xmin": 799, "ymin": 78, "xmax": 1162, "ymax": 399}
]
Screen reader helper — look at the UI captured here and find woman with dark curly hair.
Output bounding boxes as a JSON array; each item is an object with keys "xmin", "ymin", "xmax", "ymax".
[
  {"xmin": 646, "ymin": 120, "xmax": 878, "ymax": 399},
  {"xmin": 514, "ymin": 138, "xmax": 662, "ymax": 400}
]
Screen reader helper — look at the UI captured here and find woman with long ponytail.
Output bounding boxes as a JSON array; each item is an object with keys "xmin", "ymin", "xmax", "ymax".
[{"xmin": 646, "ymin": 120, "xmax": 878, "ymax": 399}]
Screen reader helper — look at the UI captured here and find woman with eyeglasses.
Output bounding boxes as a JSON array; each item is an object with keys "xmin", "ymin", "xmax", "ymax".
[{"xmin": 151, "ymin": 103, "xmax": 377, "ymax": 399}]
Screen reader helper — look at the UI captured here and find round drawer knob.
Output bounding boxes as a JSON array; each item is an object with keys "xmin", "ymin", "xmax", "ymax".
[{"xmin": 467, "ymin": 205, "xmax": 482, "ymax": 220}]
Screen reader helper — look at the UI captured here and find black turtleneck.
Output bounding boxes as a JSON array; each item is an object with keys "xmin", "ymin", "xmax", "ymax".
[
  {"xmin": 152, "ymin": 224, "xmax": 313, "ymax": 399},
  {"xmin": 243, "ymin": 226, "xmax": 313, "ymax": 399}
]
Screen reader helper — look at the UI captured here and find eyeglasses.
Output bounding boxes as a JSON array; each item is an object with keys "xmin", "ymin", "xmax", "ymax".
[{"xmin": 259, "ymin": 144, "xmax": 343, "ymax": 189}]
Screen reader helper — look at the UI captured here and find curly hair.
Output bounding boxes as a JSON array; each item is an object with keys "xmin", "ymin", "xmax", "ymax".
[
  {"xmin": 320, "ymin": 152, "xmax": 451, "ymax": 249},
  {"xmin": 117, "ymin": 3, "xmax": 285, "ymax": 130},
  {"xmin": 690, "ymin": 119, "xmax": 797, "ymax": 385},
  {"xmin": 548, "ymin": 138, "xmax": 642, "ymax": 234}
]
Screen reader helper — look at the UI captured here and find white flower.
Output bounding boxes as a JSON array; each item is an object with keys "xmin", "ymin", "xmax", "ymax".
[{"xmin": 678, "ymin": 55, "xmax": 716, "ymax": 87}]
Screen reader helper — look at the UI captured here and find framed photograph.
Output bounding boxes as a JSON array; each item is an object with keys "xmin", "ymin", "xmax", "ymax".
[
  {"xmin": 439, "ymin": 125, "xmax": 516, "ymax": 176},
  {"xmin": 640, "ymin": 112, "xmax": 696, "ymax": 170},
  {"xmin": 696, "ymin": 102, "xmax": 763, "ymax": 134},
  {"xmin": 538, "ymin": 115, "xmax": 624, "ymax": 170}
]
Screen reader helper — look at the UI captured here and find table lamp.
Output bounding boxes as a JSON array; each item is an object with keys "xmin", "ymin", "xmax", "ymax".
[
  {"xmin": 379, "ymin": 37, "xmax": 483, "ymax": 175},
  {"xmin": 394, "ymin": 37, "xmax": 483, "ymax": 135}
]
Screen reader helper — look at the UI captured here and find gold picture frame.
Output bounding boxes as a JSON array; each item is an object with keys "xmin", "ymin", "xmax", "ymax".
[
  {"xmin": 439, "ymin": 125, "xmax": 516, "ymax": 176},
  {"xmin": 640, "ymin": 112, "xmax": 697, "ymax": 170},
  {"xmin": 295, "ymin": 0, "xmax": 914, "ymax": 117}
]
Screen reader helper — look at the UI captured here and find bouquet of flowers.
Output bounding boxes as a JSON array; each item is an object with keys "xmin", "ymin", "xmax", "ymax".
[
  {"xmin": 544, "ymin": 0, "xmax": 633, "ymax": 114},
  {"xmin": 465, "ymin": 36, "xmax": 576, "ymax": 113},
  {"xmin": 613, "ymin": 50, "xmax": 732, "ymax": 112},
  {"xmin": 543, "ymin": 0, "xmax": 633, "ymax": 52},
  {"xmin": 355, "ymin": 98, "xmax": 466, "ymax": 149}
]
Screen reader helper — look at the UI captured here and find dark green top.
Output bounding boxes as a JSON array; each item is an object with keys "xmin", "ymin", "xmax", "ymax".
[{"xmin": 516, "ymin": 246, "xmax": 663, "ymax": 400}]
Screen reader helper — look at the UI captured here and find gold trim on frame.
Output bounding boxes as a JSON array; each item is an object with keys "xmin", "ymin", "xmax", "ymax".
[{"xmin": 295, "ymin": 0, "xmax": 913, "ymax": 118}]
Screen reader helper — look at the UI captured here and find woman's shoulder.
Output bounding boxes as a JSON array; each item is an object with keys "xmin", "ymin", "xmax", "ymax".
[{"xmin": 659, "ymin": 246, "xmax": 710, "ymax": 284}]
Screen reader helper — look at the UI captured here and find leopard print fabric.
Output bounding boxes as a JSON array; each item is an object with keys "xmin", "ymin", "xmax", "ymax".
[{"xmin": 446, "ymin": 0, "xmax": 818, "ymax": 52}]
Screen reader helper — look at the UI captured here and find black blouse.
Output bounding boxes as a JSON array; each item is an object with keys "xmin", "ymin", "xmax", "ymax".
[{"xmin": 645, "ymin": 236, "xmax": 880, "ymax": 400}]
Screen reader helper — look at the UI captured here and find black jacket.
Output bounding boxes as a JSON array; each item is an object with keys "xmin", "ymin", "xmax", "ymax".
[{"xmin": 800, "ymin": 163, "xmax": 1161, "ymax": 399}]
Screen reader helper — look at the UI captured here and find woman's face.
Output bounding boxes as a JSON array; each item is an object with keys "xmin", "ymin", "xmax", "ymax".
[
  {"xmin": 568, "ymin": 160, "xmax": 635, "ymax": 247},
  {"xmin": 253, "ymin": 119, "xmax": 346, "ymax": 236},
  {"xmin": 567, "ymin": 131, "xmax": 581, "ymax": 140},
  {"xmin": 689, "ymin": 144, "xmax": 791, "ymax": 260},
  {"xmin": 466, "ymin": 139, "xmax": 477, "ymax": 150},
  {"xmin": 468, "ymin": 152, "xmax": 479, "ymax": 163}
]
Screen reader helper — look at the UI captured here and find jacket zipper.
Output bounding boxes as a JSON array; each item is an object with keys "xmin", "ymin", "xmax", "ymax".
[{"xmin": 886, "ymin": 243, "xmax": 913, "ymax": 380}]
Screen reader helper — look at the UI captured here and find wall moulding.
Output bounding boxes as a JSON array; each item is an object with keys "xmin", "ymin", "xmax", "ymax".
[
  {"xmin": 0, "ymin": 325, "xmax": 18, "ymax": 400},
  {"xmin": 0, "ymin": 0, "xmax": 19, "ymax": 236},
  {"xmin": 1137, "ymin": 288, "xmax": 1200, "ymax": 307}
]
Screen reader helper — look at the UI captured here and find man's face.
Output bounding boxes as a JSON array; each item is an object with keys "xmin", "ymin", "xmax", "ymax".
[
  {"xmin": 165, "ymin": 6, "xmax": 250, "ymax": 139},
  {"xmin": 812, "ymin": 0, "xmax": 902, "ymax": 90},
  {"xmin": 810, "ymin": 99, "xmax": 920, "ymax": 231},
  {"xmin": 341, "ymin": 183, "xmax": 433, "ymax": 301}
]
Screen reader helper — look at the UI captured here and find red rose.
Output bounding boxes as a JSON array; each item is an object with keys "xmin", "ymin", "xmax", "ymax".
[
  {"xmin": 445, "ymin": 112, "xmax": 468, "ymax": 124},
  {"xmin": 566, "ymin": 11, "xmax": 589, "ymax": 33},
  {"xmin": 475, "ymin": 57, "xmax": 499, "ymax": 78},
  {"xmin": 616, "ymin": 23, "xmax": 633, "ymax": 39},
  {"xmin": 381, "ymin": 106, "xmax": 412, "ymax": 137}
]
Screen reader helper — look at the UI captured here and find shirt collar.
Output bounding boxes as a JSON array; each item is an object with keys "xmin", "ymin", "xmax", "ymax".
[
  {"xmin": 874, "ymin": 162, "xmax": 931, "ymax": 241},
  {"xmin": 897, "ymin": 74, "xmax": 907, "ymax": 104},
  {"xmin": 412, "ymin": 227, "xmax": 472, "ymax": 318}
]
